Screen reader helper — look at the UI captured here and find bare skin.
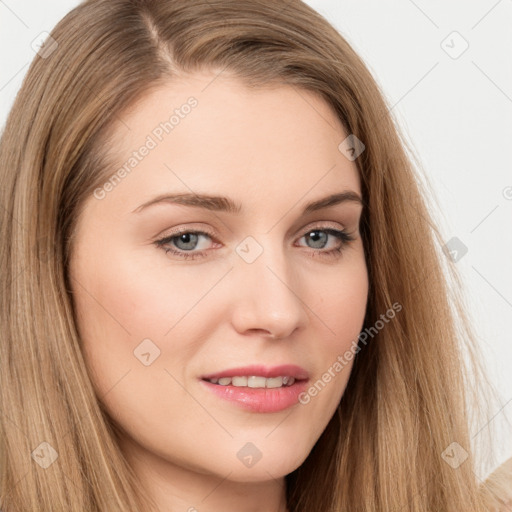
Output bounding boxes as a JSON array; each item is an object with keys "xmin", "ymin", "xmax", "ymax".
[{"xmin": 69, "ymin": 70, "xmax": 368, "ymax": 512}]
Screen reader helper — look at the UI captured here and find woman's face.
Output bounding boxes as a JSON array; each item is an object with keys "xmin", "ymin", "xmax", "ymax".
[{"xmin": 69, "ymin": 71, "xmax": 368, "ymax": 486}]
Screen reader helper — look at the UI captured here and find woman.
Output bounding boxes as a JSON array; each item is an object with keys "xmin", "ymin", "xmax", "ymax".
[{"xmin": 0, "ymin": 0, "xmax": 509, "ymax": 510}]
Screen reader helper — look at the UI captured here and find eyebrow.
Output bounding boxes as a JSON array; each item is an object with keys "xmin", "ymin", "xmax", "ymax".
[{"xmin": 131, "ymin": 190, "xmax": 363, "ymax": 215}]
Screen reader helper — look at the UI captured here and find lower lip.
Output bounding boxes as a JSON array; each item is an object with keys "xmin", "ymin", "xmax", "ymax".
[{"xmin": 199, "ymin": 379, "xmax": 309, "ymax": 413}]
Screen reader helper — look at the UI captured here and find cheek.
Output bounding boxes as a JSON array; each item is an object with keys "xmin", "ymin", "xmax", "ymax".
[
  {"xmin": 69, "ymin": 250, "xmax": 203, "ymax": 446},
  {"xmin": 69, "ymin": 245, "xmax": 231, "ymax": 395},
  {"xmin": 299, "ymin": 256, "xmax": 368, "ymax": 412},
  {"xmin": 314, "ymin": 252, "xmax": 368, "ymax": 347},
  {"xmin": 71, "ymin": 243, "xmax": 191, "ymax": 341},
  {"xmin": 69, "ymin": 248, "xmax": 167, "ymax": 394}
]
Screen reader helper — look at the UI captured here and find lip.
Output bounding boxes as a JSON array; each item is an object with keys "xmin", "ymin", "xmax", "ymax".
[
  {"xmin": 199, "ymin": 365, "xmax": 309, "ymax": 413},
  {"xmin": 201, "ymin": 364, "xmax": 309, "ymax": 381}
]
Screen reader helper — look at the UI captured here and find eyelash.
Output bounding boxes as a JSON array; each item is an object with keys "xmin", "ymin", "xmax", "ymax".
[{"xmin": 154, "ymin": 225, "xmax": 355, "ymax": 261}]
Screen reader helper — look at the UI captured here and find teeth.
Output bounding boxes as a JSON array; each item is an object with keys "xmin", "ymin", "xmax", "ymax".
[
  {"xmin": 207, "ymin": 376, "xmax": 296, "ymax": 388},
  {"xmin": 232, "ymin": 376, "xmax": 248, "ymax": 386},
  {"xmin": 266, "ymin": 376, "xmax": 284, "ymax": 388},
  {"xmin": 248, "ymin": 376, "xmax": 266, "ymax": 388}
]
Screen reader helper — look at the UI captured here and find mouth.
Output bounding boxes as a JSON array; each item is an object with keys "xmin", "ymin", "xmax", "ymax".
[
  {"xmin": 201, "ymin": 364, "xmax": 309, "ymax": 387},
  {"xmin": 199, "ymin": 364, "xmax": 309, "ymax": 413},
  {"xmin": 203, "ymin": 375, "xmax": 299, "ymax": 388}
]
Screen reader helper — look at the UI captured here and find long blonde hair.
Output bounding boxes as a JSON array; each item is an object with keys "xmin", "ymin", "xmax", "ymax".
[{"xmin": 0, "ymin": 0, "xmax": 500, "ymax": 510}]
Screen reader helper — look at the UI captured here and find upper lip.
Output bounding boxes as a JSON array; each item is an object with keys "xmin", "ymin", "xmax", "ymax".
[{"xmin": 201, "ymin": 364, "xmax": 309, "ymax": 381}]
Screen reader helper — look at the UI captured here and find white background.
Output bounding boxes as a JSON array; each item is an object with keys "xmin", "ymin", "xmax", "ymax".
[{"xmin": 1, "ymin": 0, "xmax": 510, "ymax": 475}]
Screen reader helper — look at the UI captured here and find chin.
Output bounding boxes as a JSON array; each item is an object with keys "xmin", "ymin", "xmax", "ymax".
[
  {"xmin": 218, "ymin": 442, "xmax": 311, "ymax": 482},
  {"xmin": 222, "ymin": 458, "xmax": 305, "ymax": 483}
]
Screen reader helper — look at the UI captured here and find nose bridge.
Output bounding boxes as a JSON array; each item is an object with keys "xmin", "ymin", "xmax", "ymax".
[{"xmin": 230, "ymin": 233, "xmax": 308, "ymax": 337}]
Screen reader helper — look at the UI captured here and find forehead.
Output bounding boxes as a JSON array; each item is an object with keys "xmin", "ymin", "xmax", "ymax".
[{"xmin": 97, "ymin": 72, "xmax": 361, "ymax": 215}]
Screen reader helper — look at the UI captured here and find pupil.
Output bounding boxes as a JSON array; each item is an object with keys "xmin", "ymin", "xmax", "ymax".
[
  {"xmin": 308, "ymin": 230, "xmax": 326, "ymax": 248},
  {"xmin": 176, "ymin": 233, "xmax": 198, "ymax": 250}
]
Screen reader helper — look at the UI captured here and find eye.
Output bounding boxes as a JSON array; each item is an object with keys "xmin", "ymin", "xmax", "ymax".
[
  {"xmin": 296, "ymin": 228, "xmax": 355, "ymax": 258},
  {"xmin": 155, "ymin": 229, "xmax": 215, "ymax": 260},
  {"xmin": 154, "ymin": 225, "xmax": 355, "ymax": 261}
]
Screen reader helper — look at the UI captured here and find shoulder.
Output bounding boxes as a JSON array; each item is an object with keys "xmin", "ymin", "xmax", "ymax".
[{"xmin": 479, "ymin": 457, "xmax": 512, "ymax": 511}]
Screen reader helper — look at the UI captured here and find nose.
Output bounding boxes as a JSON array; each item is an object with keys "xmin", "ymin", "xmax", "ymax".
[{"xmin": 230, "ymin": 240, "xmax": 309, "ymax": 340}]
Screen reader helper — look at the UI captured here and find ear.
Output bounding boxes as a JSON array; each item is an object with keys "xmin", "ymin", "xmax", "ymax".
[{"xmin": 479, "ymin": 457, "xmax": 512, "ymax": 511}]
